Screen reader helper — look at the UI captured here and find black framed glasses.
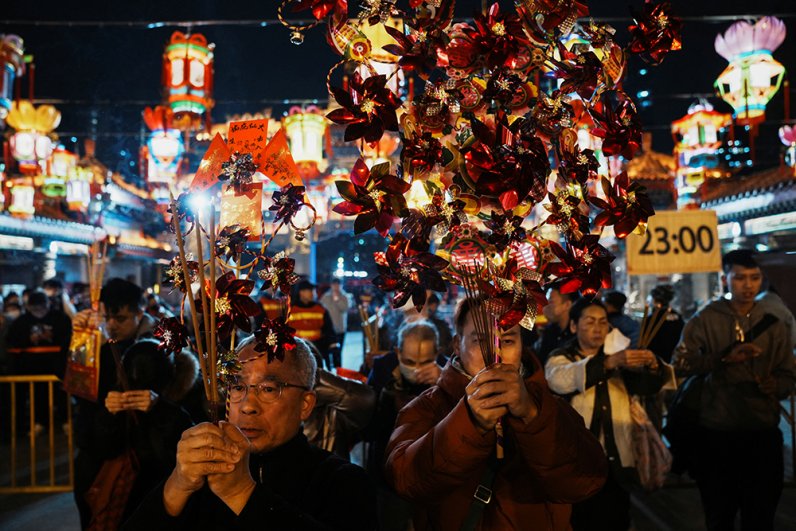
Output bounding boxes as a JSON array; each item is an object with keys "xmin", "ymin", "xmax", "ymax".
[{"xmin": 226, "ymin": 378, "xmax": 309, "ymax": 404}]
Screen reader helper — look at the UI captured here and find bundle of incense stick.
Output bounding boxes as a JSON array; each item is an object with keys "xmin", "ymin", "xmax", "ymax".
[
  {"xmin": 170, "ymin": 195, "xmax": 221, "ymax": 422},
  {"xmin": 87, "ymin": 238, "xmax": 108, "ymax": 311},
  {"xmin": 460, "ymin": 265, "xmax": 504, "ymax": 458},
  {"xmin": 358, "ymin": 304, "xmax": 379, "ymax": 353},
  {"xmin": 638, "ymin": 305, "xmax": 670, "ymax": 350}
]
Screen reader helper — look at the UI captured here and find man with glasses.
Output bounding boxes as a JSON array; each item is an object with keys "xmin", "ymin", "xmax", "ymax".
[{"xmin": 123, "ymin": 336, "xmax": 375, "ymax": 530}]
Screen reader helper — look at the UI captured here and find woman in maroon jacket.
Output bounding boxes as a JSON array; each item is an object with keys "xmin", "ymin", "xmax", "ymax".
[{"xmin": 385, "ymin": 297, "xmax": 607, "ymax": 530}]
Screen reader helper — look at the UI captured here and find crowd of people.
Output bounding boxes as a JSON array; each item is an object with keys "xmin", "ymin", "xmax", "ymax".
[{"xmin": 0, "ymin": 248, "xmax": 794, "ymax": 530}]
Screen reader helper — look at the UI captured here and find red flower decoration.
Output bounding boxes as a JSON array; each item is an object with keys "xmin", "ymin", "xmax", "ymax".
[
  {"xmin": 199, "ymin": 272, "xmax": 261, "ymax": 342},
  {"xmin": 153, "ymin": 317, "xmax": 190, "ymax": 355},
  {"xmin": 373, "ymin": 233, "xmax": 448, "ymax": 310},
  {"xmin": 254, "ymin": 317, "xmax": 297, "ymax": 363},
  {"xmin": 332, "ymin": 158, "xmax": 410, "ymax": 236},
  {"xmin": 482, "ymin": 259, "xmax": 547, "ymax": 331},
  {"xmin": 382, "ymin": 24, "xmax": 445, "ymax": 80},
  {"xmin": 327, "ymin": 72, "xmax": 402, "ymax": 142},
  {"xmin": 215, "ymin": 225, "xmax": 251, "ymax": 261},
  {"xmin": 518, "ymin": 0, "xmax": 589, "ymax": 34},
  {"xmin": 291, "ymin": 0, "xmax": 347, "ymax": 22},
  {"xmin": 628, "ymin": 1, "xmax": 682, "ymax": 66},
  {"xmin": 556, "ymin": 141, "xmax": 600, "ymax": 186},
  {"xmin": 482, "ymin": 68, "xmax": 525, "ymax": 110},
  {"xmin": 257, "ymin": 251, "xmax": 300, "ymax": 295},
  {"xmin": 401, "ymin": 131, "xmax": 444, "ymax": 174},
  {"xmin": 270, "ymin": 184, "xmax": 306, "ymax": 224},
  {"xmin": 164, "ymin": 255, "xmax": 199, "ymax": 294},
  {"xmin": 412, "ymin": 80, "xmax": 460, "ymax": 132},
  {"xmin": 464, "ymin": 114, "xmax": 550, "ymax": 211},
  {"xmin": 484, "ymin": 211, "xmax": 527, "ymax": 249},
  {"xmin": 589, "ymin": 90, "xmax": 642, "ymax": 160},
  {"xmin": 545, "ymin": 235, "xmax": 614, "ymax": 296},
  {"xmin": 463, "ymin": 3, "xmax": 530, "ymax": 70},
  {"xmin": 401, "ymin": 192, "xmax": 466, "ymax": 251},
  {"xmin": 531, "ymin": 90, "xmax": 575, "ymax": 138},
  {"xmin": 589, "ymin": 172, "xmax": 655, "ymax": 238}
]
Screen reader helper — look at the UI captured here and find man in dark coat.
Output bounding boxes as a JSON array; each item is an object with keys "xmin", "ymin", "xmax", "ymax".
[
  {"xmin": 385, "ymin": 297, "xmax": 607, "ymax": 530},
  {"xmin": 123, "ymin": 336, "xmax": 376, "ymax": 531}
]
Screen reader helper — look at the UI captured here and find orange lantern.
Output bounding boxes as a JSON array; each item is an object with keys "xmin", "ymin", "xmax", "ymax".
[{"xmin": 162, "ymin": 32, "xmax": 215, "ymax": 131}]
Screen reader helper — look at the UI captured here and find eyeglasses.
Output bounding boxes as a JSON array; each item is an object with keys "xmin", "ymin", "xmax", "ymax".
[{"xmin": 226, "ymin": 379, "xmax": 310, "ymax": 404}]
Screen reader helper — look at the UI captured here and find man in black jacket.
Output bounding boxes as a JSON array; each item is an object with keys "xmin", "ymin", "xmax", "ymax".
[{"xmin": 123, "ymin": 336, "xmax": 376, "ymax": 531}]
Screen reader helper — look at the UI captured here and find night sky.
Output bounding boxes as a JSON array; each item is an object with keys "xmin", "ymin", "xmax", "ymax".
[{"xmin": 2, "ymin": 0, "xmax": 795, "ymax": 181}]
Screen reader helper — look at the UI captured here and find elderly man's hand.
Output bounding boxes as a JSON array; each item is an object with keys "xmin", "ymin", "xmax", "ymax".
[
  {"xmin": 466, "ymin": 364, "xmax": 537, "ymax": 432},
  {"xmin": 207, "ymin": 422, "xmax": 256, "ymax": 515},
  {"xmin": 414, "ymin": 362, "xmax": 442, "ymax": 386}
]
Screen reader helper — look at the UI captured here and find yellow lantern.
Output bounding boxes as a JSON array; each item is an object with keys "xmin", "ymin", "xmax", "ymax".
[
  {"xmin": 6, "ymin": 100, "xmax": 61, "ymax": 174},
  {"xmin": 284, "ymin": 106, "xmax": 327, "ymax": 180},
  {"xmin": 8, "ymin": 179, "xmax": 35, "ymax": 217},
  {"xmin": 66, "ymin": 166, "xmax": 93, "ymax": 211},
  {"xmin": 714, "ymin": 17, "xmax": 786, "ymax": 125}
]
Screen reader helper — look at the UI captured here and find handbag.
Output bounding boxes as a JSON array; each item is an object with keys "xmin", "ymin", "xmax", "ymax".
[
  {"xmin": 85, "ymin": 448, "xmax": 139, "ymax": 531},
  {"xmin": 661, "ymin": 374, "xmax": 703, "ymax": 474},
  {"xmin": 629, "ymin": 395, "xmax": 672, "ymax": 491}
]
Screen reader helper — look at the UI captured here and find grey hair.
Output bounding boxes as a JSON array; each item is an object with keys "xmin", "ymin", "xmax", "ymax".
[
  {"xmin": 397, "ymin": 320, "xmax": 439, "ymax": 351},
  {"xmin": 235, "ymin": 335, "xmax": 318, "ymax": 389}
]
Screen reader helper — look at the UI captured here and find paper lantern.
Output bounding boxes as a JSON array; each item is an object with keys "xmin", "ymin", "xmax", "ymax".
[
  {"xmin": 0, "ymin": 34, "xmax": 24, "ymax": 123},
  {"xmin": 355, "ymin": 18, "xmax": 405, "ymax": 96},
  {"xmin": 219, "ymin": 183, "xmax": 263, "ymax": 241},
  {"xmin": 6, "ymin": 100, "xmax": 60, "ymax": 174},
  {"xmin": 8, "ymin": 180, "xmax": 35, "ymax": 217},
  {"xmin": 162, "ymin": 32, "xmax": 215, "ymax": 131},
  {"xmin": 671, "ymin": 99, "xmax": 731, "ymax": 170},
  {"xmin": 284, "ymin": 106, "xmax": 327, "ymax": 180},
  {"xmin": 143, "ymin": 106, "xmax": 184, "ymax": 203},
  {"xmin": 714, "ymin": 17, "xmax": 786, "ymax": 125},
  {"xmin": 66, "ymin": 166, "xmax": 93, "ymax": 211}
]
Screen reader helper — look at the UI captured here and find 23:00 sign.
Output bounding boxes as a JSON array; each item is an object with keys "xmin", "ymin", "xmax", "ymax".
[{"xmin": 639, "ymin": 225, "xmax": 715, "ymax": 256}]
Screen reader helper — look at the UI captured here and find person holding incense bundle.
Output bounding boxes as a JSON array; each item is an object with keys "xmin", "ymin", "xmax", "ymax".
[
  {"xmin": 385, "ymin": 296, "xmax": 607, "ymax": 531},
  {"xmin": 671, "ymin": 249, "xmax": 794, "ymax": 531},
  {"xmin": 545, "ymin": 297, "xmax": 669, "ymax": 530},
  {"xmin": 123, "ymin": 336, "xmax": 376, "ymax": 531}
]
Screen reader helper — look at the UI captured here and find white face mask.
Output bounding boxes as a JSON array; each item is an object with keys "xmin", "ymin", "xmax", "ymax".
[
  {"xmin": 398, "ymin": 363, "xmax": 419, "ymax": 384},
  {"xmin": 4, "ymin": 310, "xmax": 21, "ymax": 320}
]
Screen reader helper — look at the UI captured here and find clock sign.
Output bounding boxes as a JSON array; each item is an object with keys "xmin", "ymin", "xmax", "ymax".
[{"xmin": 626, "ymin": 210, "xmax": 722, "ymax": 275}]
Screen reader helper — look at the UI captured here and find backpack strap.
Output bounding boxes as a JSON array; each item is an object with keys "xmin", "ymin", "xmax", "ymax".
[{"xmin": 460, "ymin": 453, "xmax": 500, "ymax": 531}]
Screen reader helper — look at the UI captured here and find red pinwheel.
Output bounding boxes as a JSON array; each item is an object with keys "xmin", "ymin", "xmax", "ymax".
[
  {"xmin": 546, "ymin": 236, "xmax": 614, "ymax": 296},
  {"xmin": 291, "ymin": 0, "xmax": 347, "ymax": 22},
  {"xmin": 556, "ymin": 141, "xmax": 600, "ymax": 186},
  {"xmin": 482, "ymin": 68, "xmax": 525, "ymax": 110},
  {"xmin": 373, "ymin": 233, "xmax": 448, "ymax": 310},
  {"xmin": 257, "ymin": 251, "xmax": 300, "ymax": 295},
  {"xmin": 628, "ymin": 1, "xmax": 682, "ymax": 66},
  {"xmin": 401, "ymin": 192, "xmax": 466, "ymax": 251},
  {"xmin": 463, "ymin": 3, "xmax": 530, "ymax": 70},
  {"xmin": 332, "ymin": 158, "xmax": 410, "ymax": 236},
  {"xmin": 270, "ymin": 184, "xmax": 306, "ymax": 224},
  {"xmin": 254, "ymin": 317, "xmax": 297, "ymax": 363},
  {"xmin": 589, "ymin": 90, "xmax": 642, "ymax": 160},
  {"xmin": 215, "ymin": 225, "xmax": 251, "ymax": 261},
  {"xmin": 168, "ymin": 193, "xmax": 198, "ymax": 234},
  {"xmin": 327, "ymin": 72, "xmax": 402, "ymax": 142},
  {"xmin": 401, "ymin": 131, "xmax": 444, "ymax": 174},
  {"xmin": 153, "ymin": 317, "xmax": 190, "ymax": 355},
  {"xmin": 464, "ymin": 114, "xmax": 550, "ymax": 211},
  {"xmin": 517, "ymin": 0, "xmax": 588, "ymax": 34},
  {"xmin": 164, "ymin": 255, "xmax": 199, "ymax": 294},
  {"xmin": 413, "ymin": 80, "xmax": 461, "ymax": 132},
  {"xmin": 218, "ymin": 152, "xmax": 258, "ymax": 194},
  {"xmin": 531, "ymin": 90, "xmax": 575, "ymax": 138},
  {"xmin": 201, "ymin": 271, "xmax": 261, "ymax": 342},
  {"xmin": 382, "ymin": 24, "xmax": 445, "ymax": 80},
  {"xmin": 552, "ymin": 43, "xmax": 603, "ymax": 100},
  {"xmin": 544, "ymin": 185, "xmax": 591, "ymax": 241},
  {"xmin": 482, "ymin": 259, "xmax": 547, "ymax": 330},
  {"xmin": 590, "ymin": 172, "xmax": 655, "ymax": 238},
  {"xmin": 484, "ymin": 211, "xmax": 527, "ymax": 249}
]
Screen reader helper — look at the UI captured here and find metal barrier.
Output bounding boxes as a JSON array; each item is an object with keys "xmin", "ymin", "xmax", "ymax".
[{"xmin": 0, "ymin": 375, "xmax": 74, "ymax": 493}]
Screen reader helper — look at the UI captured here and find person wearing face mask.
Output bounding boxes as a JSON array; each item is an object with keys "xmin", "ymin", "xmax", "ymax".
[
  {"xmin": 366, "ymin": 320, "xmax": 441, "ymax": 531},
  {"xmin": 385, "ymin": 296, "xmax": 607, "ymax": 531},
  {"xmin": 7, "ymin": 290, "xmax": 73, "ymax": 433}
]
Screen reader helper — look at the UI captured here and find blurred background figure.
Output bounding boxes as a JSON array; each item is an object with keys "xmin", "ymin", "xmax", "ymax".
[
  {"xmin": 602, "ymin": 290, "xmax": 641, "ymax": 347},
  {"xmin": 535, "ymin": 287, "xmax": 577, "ymax": 365},
  {"xmin": 320, "ymin": 278, "xmax": 353, "ymax": 369},
  {"xmin": 645, "ymin": 284, "xmax": 685, "ymax": 364},
  {"xmin": 43, "ymin": 278, "xmax": 77, "ymax": 319},
  {"xmin": 288, "ymin": 280, "xmax": 337, "ymax": 369}
]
